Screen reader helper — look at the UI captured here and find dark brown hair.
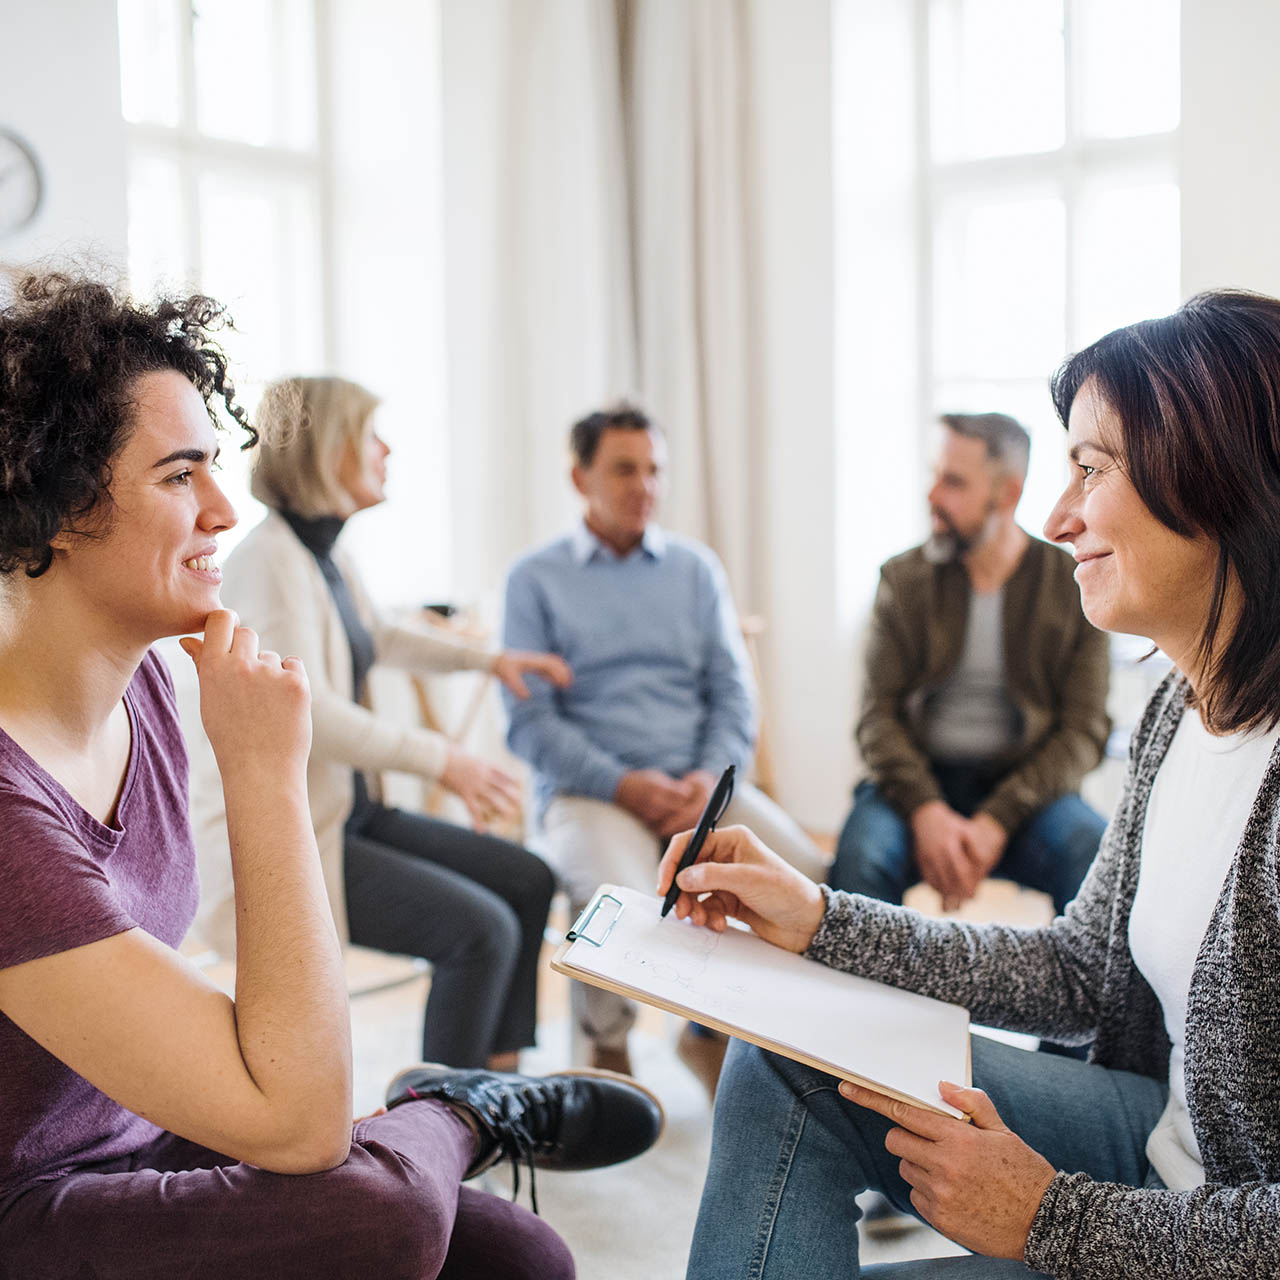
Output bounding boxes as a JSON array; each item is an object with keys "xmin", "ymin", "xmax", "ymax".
[
  {"xmin": 0, "ymin": 272, "xmax": 252, "ymax": 577},
  {"xmin": 1050, "ymin": 289, "xmax": 1280, "ymax": 732},
  {"xmin": 569, "ymin": 402, "xmax": 657, "ymax": 467}
]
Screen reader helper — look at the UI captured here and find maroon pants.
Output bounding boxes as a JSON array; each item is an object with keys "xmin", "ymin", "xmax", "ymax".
[{"xmin": 0, "ymin": 1101, "xmax": 574, "ymax": 1280}]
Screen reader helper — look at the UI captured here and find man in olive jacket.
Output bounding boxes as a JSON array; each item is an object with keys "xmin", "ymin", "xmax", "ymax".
[{"xmin": 829, "ymin": 412, "xmax": 1111, "ymax": 916}]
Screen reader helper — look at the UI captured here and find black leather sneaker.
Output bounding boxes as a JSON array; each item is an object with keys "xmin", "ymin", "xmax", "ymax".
[{"xmin": 385, "ymin": 1064, "xmax": 665, "ymax": 1209}]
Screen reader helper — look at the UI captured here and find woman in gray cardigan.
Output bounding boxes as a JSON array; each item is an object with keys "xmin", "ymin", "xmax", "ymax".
[{"xmin": 663, "ymin": 290, "xmax": 1280, "ymax": 1278}]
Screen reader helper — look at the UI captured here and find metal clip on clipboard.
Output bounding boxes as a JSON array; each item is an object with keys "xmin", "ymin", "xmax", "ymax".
[{"xmin": 565, "ymin": 892, "xmax": 624, "ymax": 947}]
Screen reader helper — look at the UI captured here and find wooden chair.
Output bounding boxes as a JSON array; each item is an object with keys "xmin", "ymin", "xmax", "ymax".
[{"xmin": 738, "ymin": 614, "xmax": 778, "ymax": 799}]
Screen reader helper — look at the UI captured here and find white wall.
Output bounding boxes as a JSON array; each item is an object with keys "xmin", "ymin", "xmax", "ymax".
[
  {"xmin": 745, "ymin": 0, "xmax": 853, "ymax": 827},
  {"xmin": 0, "ymin": 0, "xmax": 127, "ymax": 271},
  {"xmin": 1181, "ymin": 0, "xmax": 1280, "ymax": 298},
  {"xmin": 326, "ymin": 0, "xmax": 454, "ymax": 608}
]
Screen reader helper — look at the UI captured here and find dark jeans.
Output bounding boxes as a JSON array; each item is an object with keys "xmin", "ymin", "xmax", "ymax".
[
  {"xmin": 830, "ymin": 767, "xmax": 1106, "ymax": 916},
  {"xmin": 344, "ymin": 803, "xmax": 555, "ymax": 1067},
  {"xmin": 0, "ymin": 1101, "xmax": 573, "ymax": 1280}
]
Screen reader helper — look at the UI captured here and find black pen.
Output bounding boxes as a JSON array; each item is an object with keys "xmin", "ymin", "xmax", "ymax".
[{"xmin": 660, "ymin": 764, "xmax": 735, "ymax": 918}]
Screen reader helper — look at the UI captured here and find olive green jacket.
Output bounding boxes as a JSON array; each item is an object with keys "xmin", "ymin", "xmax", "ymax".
[{"xmin": 856, "ymin": 536, "xmax": 1111, "ymax": 834}]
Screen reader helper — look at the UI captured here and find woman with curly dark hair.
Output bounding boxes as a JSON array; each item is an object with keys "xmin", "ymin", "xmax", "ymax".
[{"xmin": 0, "ymin": 274, "xmax": 661, "ymax": 1280}]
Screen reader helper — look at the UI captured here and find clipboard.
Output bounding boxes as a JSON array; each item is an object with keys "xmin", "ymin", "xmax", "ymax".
[{"xmin": 552, "ymin": 884, "xmax": 972, "ymax": 1118}]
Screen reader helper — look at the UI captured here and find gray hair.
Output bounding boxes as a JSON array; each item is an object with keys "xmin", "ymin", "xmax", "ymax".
[
  {"xmin": 250, "ymin": 376, "xmax": 381, "ymax": 517},
  {"xmin": 939, "ymin": 412, "xmax": 1030, "ymax": 482}
]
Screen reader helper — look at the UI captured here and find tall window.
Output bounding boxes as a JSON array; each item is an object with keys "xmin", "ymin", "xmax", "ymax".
[
  {"xmin": 923, "ymin": 0, "xmax": 1180, "ymax": 521},
  {"xmin": 117, "ymin": 0, "xmax": 330, "ymax": 537}
]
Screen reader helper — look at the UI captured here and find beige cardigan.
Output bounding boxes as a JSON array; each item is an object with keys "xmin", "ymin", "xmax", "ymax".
[{"xmin": 188, "ymin": 511, "xmax": 494, "ymax": 959}]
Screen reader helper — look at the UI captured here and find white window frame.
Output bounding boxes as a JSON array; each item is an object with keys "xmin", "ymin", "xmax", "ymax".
[
  {"xmin": 913, "ymin": 0, "xmax": 1180, "ymax": 462},
  {"xmin": 121, "ymin": 0, "xmax": 336, "ymax": 366}
]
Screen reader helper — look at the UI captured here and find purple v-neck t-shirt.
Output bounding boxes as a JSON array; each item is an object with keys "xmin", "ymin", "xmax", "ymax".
[{"xmin": 0, "ymin": 650, "xmax": 199, "ymax": 1200}]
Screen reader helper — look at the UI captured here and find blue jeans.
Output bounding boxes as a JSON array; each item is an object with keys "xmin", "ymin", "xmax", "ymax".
[
  {"xmin": 687, "ymin": 1034, "xmax": 1167, "ymax": 1278},
  {"xmin": 830, "ymin": 774, "xmax": 1106, "ymax": 916}
]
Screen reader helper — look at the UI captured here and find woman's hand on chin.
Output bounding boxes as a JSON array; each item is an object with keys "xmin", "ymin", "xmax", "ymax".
[
  {"xmin": 656, "ymin": 824, "xmax": 827, "ymax": 954},
  {"xmin": 180, "ymin": 609, "xmax": 312, "ymax": 784}
]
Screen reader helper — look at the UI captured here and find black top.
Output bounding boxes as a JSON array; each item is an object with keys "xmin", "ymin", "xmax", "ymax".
[
  {"xmin": 280, "ymin": 511, "xmax": 375, "ymax": 703},
  {"xmin": 280, "ymin": 511, "xmax": 378, "ymax": 827}
]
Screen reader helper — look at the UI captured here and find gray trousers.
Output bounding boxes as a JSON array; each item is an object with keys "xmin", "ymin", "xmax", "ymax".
[{"xmin": 344, "ymin": 802, "xmax": 555, "ymax": 1067}]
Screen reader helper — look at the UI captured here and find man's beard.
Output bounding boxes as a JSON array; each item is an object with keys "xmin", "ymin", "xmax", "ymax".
[{"xmin": 923, "ymin": 505, "xmax": 995, "ymax": 564}]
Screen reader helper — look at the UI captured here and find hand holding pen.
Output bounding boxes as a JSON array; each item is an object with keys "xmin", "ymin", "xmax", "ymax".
[
  {"xmin": 656, "ymin": 799, "xmax": 827, "ymax": 953},
  {"xmin": 659, "ymin": 765, "xmax": 736, "ymax": 918}
]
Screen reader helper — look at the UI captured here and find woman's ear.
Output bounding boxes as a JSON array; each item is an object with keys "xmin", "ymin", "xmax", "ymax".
[{"xmin": 47, "ymin": 499, "xmax": 113, "ymax": 556}]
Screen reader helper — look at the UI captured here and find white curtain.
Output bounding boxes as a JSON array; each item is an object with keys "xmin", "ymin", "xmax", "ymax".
[
  {"xmin": 440, "ymin": 0, "xmax": 633, "ymax": 602},
  {"xmin": 441, "ymin": 0, "xmax": 763, "ymax": 606},
  {"xmin": 625, "ymin": 0, "xmax": 761, "ymax": 597}
]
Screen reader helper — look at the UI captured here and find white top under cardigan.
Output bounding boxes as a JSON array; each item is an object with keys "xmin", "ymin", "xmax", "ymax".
[
  {"xmin": 186, "ymin": 510, "xmax": 495, "ymax": 959},
  {"xmin": 1129, "ymin": 708, "xmax": 1280, "ymax": 1191}
]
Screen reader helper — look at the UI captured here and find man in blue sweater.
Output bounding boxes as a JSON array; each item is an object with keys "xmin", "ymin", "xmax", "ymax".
[{"xmin": 502, "ymin": 404, "xmax": 826, "ymax": 1081}]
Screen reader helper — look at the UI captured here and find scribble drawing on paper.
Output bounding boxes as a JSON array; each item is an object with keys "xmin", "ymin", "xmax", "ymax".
[{"xmin": 620, "ymin": 924, "xmax": 745, "ymax": 1018}]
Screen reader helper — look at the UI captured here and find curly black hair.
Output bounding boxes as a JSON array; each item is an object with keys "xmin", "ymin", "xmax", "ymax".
[{"xmin": 0, "ymin": 272, "xmax": 255, "ymax": 577}]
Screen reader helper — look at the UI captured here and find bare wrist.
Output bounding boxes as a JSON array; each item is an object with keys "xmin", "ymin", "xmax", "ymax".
[{"xmin": 219, "ymin": 759, "xmax": 308, "ymax": 798}]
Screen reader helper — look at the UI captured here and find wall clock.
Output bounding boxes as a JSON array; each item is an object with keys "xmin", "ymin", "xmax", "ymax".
[{"xmin": 0, "ymin": 129, "xmax": 44, "ymax": 239}]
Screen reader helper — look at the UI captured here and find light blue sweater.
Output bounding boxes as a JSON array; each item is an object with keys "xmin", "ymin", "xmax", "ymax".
[{"xmin": 501, "ymin": 522, "xmax": 756, "ymax": 816}]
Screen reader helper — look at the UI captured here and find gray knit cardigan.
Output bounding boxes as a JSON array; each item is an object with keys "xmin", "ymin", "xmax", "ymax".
[{"xmin": 807, "ymin": 672, "xmax": 1280, "ymax": 1279}]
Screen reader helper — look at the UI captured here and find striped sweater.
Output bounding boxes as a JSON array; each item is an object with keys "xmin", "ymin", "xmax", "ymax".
[{"xmin": 807, "ymin": 672, "xmax": 1280, "ymax": 1279}]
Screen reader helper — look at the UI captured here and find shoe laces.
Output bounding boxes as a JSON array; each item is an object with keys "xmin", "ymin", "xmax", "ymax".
[
  {"xmin": 402, "ymin": 1077, "xmax": 564, "ymax": 1215},
  {"xmin": 484, "ymin": 1077, "xmax": 565, "ymax": 1215}
]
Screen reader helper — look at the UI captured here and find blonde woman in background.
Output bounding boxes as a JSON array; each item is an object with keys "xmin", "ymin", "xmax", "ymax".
[{"xmin": 190, "ymin": 376, "xmax": 572, "ymax": 1071}]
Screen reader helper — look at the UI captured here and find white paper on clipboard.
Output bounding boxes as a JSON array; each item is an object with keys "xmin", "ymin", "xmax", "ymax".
[{"xmin": 553, "ymin": 884, "xmax": 971, "ymax": 1117}]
